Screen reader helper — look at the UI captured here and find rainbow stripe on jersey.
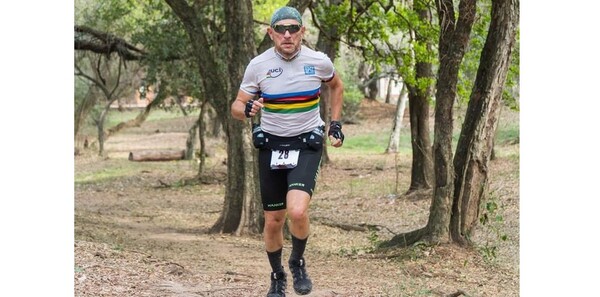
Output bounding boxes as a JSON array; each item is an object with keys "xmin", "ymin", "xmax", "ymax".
[{"xmin": 262, "ymin": 88, "xmax": 320, "ymax": 114}]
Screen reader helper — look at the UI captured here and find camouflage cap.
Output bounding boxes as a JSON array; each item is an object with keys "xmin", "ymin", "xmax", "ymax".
[{"xmin": 270, "ymin": 6, "xmax": 303, "ymax": 27}]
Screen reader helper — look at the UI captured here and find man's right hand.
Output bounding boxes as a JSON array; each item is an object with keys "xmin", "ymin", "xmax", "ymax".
[{"xmin": 244, "ymin": 98, "xmax": 264, "ymax": 118}]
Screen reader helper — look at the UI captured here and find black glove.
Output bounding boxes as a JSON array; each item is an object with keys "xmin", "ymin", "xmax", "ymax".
[
  {"xmin": 244, "ymin": 99, "xmax": 255, "ymax": 118},
  {"xmin": 328, "ymin": 121, "xmax": 344, "ymax": 143}
]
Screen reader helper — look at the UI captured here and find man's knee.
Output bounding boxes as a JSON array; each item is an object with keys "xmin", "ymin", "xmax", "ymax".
[
  {"xmin": 287, "ymin": 206, "xmax": 308, "ymax": 223},
  {"xmin": 264, "ymin": 211, "xmax": 286, "ymax": 229}
]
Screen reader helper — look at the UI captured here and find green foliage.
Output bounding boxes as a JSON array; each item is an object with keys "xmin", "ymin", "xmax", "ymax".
[
  {"xmin": 253, "ymin": 0, "xmax": 288, "ymax": 24},
  {"xmin": 341, "ymin": 84, "xmax": 363, "ymax": 122},
  {"xmin": 366, "ymin": 229, "xmax": 382, "ymax": 252},
  {"xmin": 457, "ymin": 0, "xmax": 491, "ymax": 106},
  {"xmin": 251, "ymin": 0, "xmax": 288, "ymax": 44},
  {"xmin": 336, "ymin": 229, "xmax": 382, "ymax": 257},
  {"xmin": 335, "ymin": 46, "xmax": 363, "ymax": 88},
  {"xmin": 457, "ymin": 0, "xmax": 520, "ymax": 111},
  {"xmin": 127, "ymin": 1, "xmax": 205, "ymax": 105},
  {"xmin": 74, "ymin": 77, "xmax": 91, "ymax": 110},
  {"xmin": 76, "ymin": 0, "xmax": 143, "ymax": 35}
]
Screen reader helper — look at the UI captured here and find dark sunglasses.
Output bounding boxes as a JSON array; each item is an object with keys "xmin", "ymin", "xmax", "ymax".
[{"xmin": 272, "ymin": 24, "xmax": 302, "ymax": 34}]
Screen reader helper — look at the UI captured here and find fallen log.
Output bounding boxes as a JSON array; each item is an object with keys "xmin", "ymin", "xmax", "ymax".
[{"xmin": 128, "ymin": 149, "xmax": 185, "ymax": 162}]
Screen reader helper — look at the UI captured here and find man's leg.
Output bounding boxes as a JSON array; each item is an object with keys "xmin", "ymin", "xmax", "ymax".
[
  {"xmin": 286, "ymin": 189, "xmax": 311, "ymax": 240},
  {"xmin": 264, "ymin": 209, "xmax": 287, "ymax": 297},
  {"xmin": 264, "ymin": 209, "xmax": 287, "ymax": 265},
  {"xmin": 286, "ymin": 190, "xmax": 313, "ymax": 295}
]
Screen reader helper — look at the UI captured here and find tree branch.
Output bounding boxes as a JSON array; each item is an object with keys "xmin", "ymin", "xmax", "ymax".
[{"xmin": 75, "ymin": 25, "xmax": 146, "ymax": 60}]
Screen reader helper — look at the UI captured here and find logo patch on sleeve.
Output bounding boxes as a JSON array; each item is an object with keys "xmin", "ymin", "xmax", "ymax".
[{"xmin": 304, "ymin": 65, "xmax": 316, "ymax": 75}]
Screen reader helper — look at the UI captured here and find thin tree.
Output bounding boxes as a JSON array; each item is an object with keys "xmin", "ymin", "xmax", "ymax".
[{"xmin": 385, "ymin": 81, "xmax": 408, "ymax": 154}]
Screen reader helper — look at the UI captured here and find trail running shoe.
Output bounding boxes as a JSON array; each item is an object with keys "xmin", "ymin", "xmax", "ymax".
[
  {"xmin": 288, "ymin": 258, "xmax": 312, "ymax": 295},
  {"xmin": 266, "ymin": 270, "xmax": 286, "ymax": 297}
]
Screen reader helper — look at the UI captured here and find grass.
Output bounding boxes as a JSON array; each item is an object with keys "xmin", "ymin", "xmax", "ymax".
[
  {"xmin": 74, "ymin": 158, "xmax": 191, "ymax": 185},
  {"xmin": 495, "ymin": 120, "xmax": 519, "ymax": 145},
  {"xmin": 336, "ymin": 132, "xmax": 413, "ymax": 155},
  {"xmin": 74, "ymin": 163, "xmax": 142, "ymax": 184}
]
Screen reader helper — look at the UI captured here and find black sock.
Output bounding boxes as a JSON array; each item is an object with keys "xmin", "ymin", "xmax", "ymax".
[
  {"xmin": 267, "ymin": 248, "xmax": 283, "ymax": 272},
  {"xmin": 290, "ymin": 235, "xmax": 308, "ymax": 262}
]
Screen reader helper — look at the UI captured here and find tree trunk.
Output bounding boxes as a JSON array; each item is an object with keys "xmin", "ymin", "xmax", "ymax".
[
  {"xmin": 450, "ymin": 0, "xmax": 519, "ymax": 246},
  {"xmin": 128, "ymin": 149, "xmax": 185, "ymax": 161},
  {"xmin": 196, "ymin": 100, "xmax": 208, "ymax": 175},
  {"xmin": 216, "ymin": 0, "xmax": 262, "ymax": 235},
  {"xmin": 406, "ymin": 2, "xmax": 434, "ymax": 193},
  {"xmin": 385, "ymin": 77, "xmax": 394, "ymax": 104},
  {"xmin": 385, "ymin": 82, "xmax": 408, "ymax": 153},
  {"xmin": 424, "ymin": 0, "xmax": 477, "ymax": 244},
  {"xmin": 105, "ymin": 94, "xmax": 163, "ymax": 139},
  {"xmin": 185, "ymin": 120, "xmax": 198, "ymax": 160},
  {"xmin": 165, "ymin": 0, "xmax": 261, "ymax": 234},
  {"xmin": 407, "ymin": 87, "xmax": 433, "ymax": 192},
  {"xmin": 74, "ymin": 87, "xmax": 98, "ymax": 142},
  {"xmin": 382, "ymin": 0, "xmax": 477, "ymax": 248},
  {"xmin": 367, "ymin": 74, "xmax": 379, "ymax": 100}
]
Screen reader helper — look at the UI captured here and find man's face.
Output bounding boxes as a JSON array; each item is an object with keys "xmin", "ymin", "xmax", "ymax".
[{"xmin": 268, "ymin": 19, "xmax": 304, "ymax": 59}]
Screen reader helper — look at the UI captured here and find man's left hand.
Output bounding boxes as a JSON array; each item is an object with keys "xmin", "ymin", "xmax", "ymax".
[{"xmin": 328, "ymin": 121, "xmax": 344, "ymax": 147}]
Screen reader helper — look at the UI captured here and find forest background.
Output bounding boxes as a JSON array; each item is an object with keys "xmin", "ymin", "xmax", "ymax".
[{"xmin": 1, "ymin": 0, "xmax": 599, "ymax": 296}]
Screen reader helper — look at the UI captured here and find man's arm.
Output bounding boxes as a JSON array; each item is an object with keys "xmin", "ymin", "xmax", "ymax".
[
  {"xmin": 326, "ymin": 74, "xmax": 344, "ymax": 122},
  {"xmin": 325, "ymin": 74, "xmax": 344, "ymax": 147}
]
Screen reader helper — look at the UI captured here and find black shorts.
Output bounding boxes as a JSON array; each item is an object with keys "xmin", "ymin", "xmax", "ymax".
[{"xmin": 258, "ymin": 147, "xmax": 322, "ymax": 211}]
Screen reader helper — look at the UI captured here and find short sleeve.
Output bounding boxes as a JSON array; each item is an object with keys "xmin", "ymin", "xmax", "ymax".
[
  {"xmin": 239, "ymin": 63, "xmax": 260, "ymax": 95},
  {"xmin": 317, "ymin": 54, "xmax": 335, "ymax": 82}
]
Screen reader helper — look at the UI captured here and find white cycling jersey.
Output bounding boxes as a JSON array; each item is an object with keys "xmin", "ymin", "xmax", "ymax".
[{"xmin": 240, "ymin": 45, "xmax": 335, "ymax": 137}]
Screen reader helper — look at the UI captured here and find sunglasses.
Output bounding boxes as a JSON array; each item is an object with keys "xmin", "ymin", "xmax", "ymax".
[{"xmin": 272, "ymin": 24, "xmax": 302, "ymax": 34}]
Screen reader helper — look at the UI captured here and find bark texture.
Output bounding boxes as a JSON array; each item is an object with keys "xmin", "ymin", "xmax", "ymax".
[
  {"xmin": 426, "ymin": 0, "xmax": 477, "ymax": 244},
  {"xmin": 450, "ymin": 0, "xmax": 520, "ymax": 245}
]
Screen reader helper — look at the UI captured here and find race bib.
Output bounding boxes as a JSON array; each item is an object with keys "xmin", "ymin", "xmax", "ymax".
[{"xmin": 270, "ymin": 149, "xmax": 299, "ymax": 169}]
